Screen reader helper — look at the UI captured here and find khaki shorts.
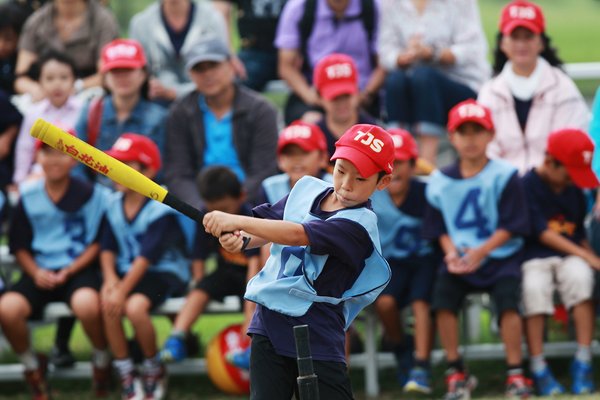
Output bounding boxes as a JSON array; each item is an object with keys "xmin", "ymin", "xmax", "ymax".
[{"xmin": 521, "ymin": 256, "xmax": 594, "ymax": 316}]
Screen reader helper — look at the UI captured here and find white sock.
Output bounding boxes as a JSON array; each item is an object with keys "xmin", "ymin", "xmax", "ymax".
[
  {"xmin": 19, "ymin": 349, "xmax": 39, "ymax": 371},
  {"xmin": 113, "ymin": 358, "xmax": 134, "ymax": 379},
  {"xmin": 92, "ymin": 348, "xmax": 111, "ymax": 368},
  {"xmin": 575, "ymin": 345, "xmax": 592, "ymax": 364},
  {"xmin": 530, "ymin": 354, "xmax": 547, "ymax": 374}
]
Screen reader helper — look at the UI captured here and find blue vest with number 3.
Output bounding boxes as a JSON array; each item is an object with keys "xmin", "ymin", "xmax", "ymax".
[
  {"xmin": 245, "ymin": 176, "xmax": 391, "ymax": 329},
  {"xmin": 425, "ymin": 160, "xmax": 523, "ymax": 258},
  {"xmin": 21, "ymin": 179, "xmax": 109, "ymax": 270},
  {"xmin": 371, "ymin": 189, "xmax": 432, "ymax": 259}
]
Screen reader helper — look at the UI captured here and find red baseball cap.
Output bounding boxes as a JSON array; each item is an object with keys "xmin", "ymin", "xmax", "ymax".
[
  {"xmin": 546, "ymin": 128, "xmax": 599, "ymax": 189},
  {"xmin": 388, "ymin": 128, "xmax": 418, "ymax": 161},
  {"xmin": 100, "ymin": 39, "xmax": 147, "ymax": 73},
  {"xmin": 106, "ymin": 133, "xmax": 161, "ymax": 171},
  {"xmin": 313, "ymin": 53, "xmax": 359, "ymax": 101},
  {"xmin": 500, "ymin": 0, "xmax": 545, "ymax": 35},
  {"xmin": 277, "ymin": 121, "xmax": 327, "ymax": 155},
  {"xmin": 447, "ymin": 99, "xmax": 494, "ymax": 132},
  {"xmin": 331, "ymin": 124, "xmax": 394, "ymax": 178}
]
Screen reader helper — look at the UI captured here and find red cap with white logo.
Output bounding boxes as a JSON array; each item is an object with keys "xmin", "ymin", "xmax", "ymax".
[
  {"xmin": 100, "ymin": 39, "xmax": 147, "ymax": 73},
  {"xmin": 388, "ymin": 128, "xmax": 418, "ymax": 161},
  {"xmin": 331, "ymin": 124, "xmax": 394, "ymax": 178},
  {"xmin": 447, "ymin": 99, "xmax": 494, "ymax": 132},
  {"xmin": 106, "ymin": 133, "xmax": 161, "ymax": 171},
  {"xmin": 313, "ymin": 53, "xmax": 359, "ymax": 101},
  {"xmin": 500, "ymin": 0, "xmax": 545, "ymax": 35},
  {"xmin": 277, "ymin": 121, "xmax": 327, "ymax": 155},
  {"xmin": 546, "ymin": 128, "xmax": 599, "ymax": 189}
]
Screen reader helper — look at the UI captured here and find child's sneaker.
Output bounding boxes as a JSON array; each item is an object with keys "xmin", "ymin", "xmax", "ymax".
[
  {"xmin": 159, "ymin": 336, "xmax": 186, "ymax": 363},
  {"xmin": 226, "ymin": 347, "xmax": 250, "ymax": 370},
  {"xmin": 444, "ymin": 369, "xmax": 477, "ymax": 400},
  {"xmin": 120, "ymin": 373, "xmax": 143, "ymax": 400},
  {"xmin": 24, "ymin": 354, "xmax": 50, "ymax": 400},
  {"xmin": 505, "ymin": 374, "xmax": 533, "ymax": 399},
  {"xmin": 532, "ymin": 366, "xmax": 565, "ymax": 396},
  {"xmin": 571, "ymin": 359, "xmax": 595, "ymax": 394},
  {"xmin": 49, "ymin": 346, "xmax": 76, "ymax": 368},
  {"xmin": 403, "ymin": 367, "xmax": 432, "ymax": 394},
  {"xmin": 143, "ymin": 364, "xmax": 167, "ymax": 400}
]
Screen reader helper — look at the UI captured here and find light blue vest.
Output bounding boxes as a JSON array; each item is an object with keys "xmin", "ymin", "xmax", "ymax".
[
  {"xmin": 105, "ymin": 192, "xmax": 190, "ymax": 283},
  {"xmin": 245, "ymin": 176, "xmax": 391, "ymax": 329},
  {"xmin": 262, "ymin": 172, "xmax": 333, "ymax": 204},
  {"xmin": 425, "ymin": 160, "xmax": 523, "ymax": 258},
  {"xmin": 20, "ymin": 180, "xmax": 109, "ymax": 270},
  {"xmin": 371, "ymin": 189, "xmax": 432, "ymax": 259}
]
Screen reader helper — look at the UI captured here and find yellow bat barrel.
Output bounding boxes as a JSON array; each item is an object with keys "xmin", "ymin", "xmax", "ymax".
[{"xmin": 30, "ymin": 118, "xmax": 168, "ymax": 203}]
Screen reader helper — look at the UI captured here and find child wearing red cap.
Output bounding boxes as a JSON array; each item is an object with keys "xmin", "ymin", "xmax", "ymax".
[
  {"xmin": 370, "ymin": 128, "xmax": 438, "ymax": 393},
  {"xmin": 203, "ymin": 124, "xmax": 394, "ymax": 399},
  {"xmin": 520, "ymin": 129, "xmax": 600, "ymax": 396},
  {"xmin": 479, "ymin": 0, "xmax": 588, "ymax": 175},
  {"xmin": 100, "ymin": 133, "xmax": 190, "ymax": 400},
  {"xmin": 0, "ymin": 139, "xmax": 112, "ymax": 399},
  {"xmin": 423, "ymin": 99, "xmax": 532, "ymax": 399}
]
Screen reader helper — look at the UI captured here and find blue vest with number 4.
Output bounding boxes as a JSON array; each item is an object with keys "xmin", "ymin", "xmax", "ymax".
[
  {"xmin": 245, "ymin": 176, "xmax": 391, "ymax": 329},
  {"xmin": 21, "ymin": 179, "xmax": 109, "ymax": 270},
  {"xmin": 105, "ymin": 192, "xmax": 190, "ymax": 283},
  {"xmin": 425, "ymin": 160, "xmax": 522, "ymax": 258},
  {"xmin": 371, "ymin": 189, "xmax": 432, "ymax": 259}
]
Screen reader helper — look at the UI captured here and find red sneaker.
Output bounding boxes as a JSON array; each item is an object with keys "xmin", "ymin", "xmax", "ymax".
[
  {"xmin": 506, "ymin": 374, "xmax": 533, "ymax": 399},
  {"xmin": 24, "ymin": 354, "xmax": 50, "ymax": 400},
  {"xmin": 93, "ymin": 363, "xmax": 113, "ymax": 397},
  {"xmin": 444, "ymin": 368, "xmax": 477, "ymax": 400}
]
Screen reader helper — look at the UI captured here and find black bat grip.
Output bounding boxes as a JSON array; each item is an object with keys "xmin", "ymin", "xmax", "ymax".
[
  {"xmin": 294, "ymin": 325, "xmax": 319, "ymax": 400},
  {"xmin": 163, "ymin": 192, "xmax": 204, "ymax": 223}
]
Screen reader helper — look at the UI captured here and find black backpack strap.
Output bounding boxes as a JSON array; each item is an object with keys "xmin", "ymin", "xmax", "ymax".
[
  {"xmin": 298, "ymin": 0, "xmax": 317, "ymax": 77},
  {"xmin": 360, "ymin": 0, "xmax": 377, "ymax": 68}
]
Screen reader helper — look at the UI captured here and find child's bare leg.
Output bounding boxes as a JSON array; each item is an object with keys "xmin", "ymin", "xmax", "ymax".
[
  {"xmin": 125, "ymin": 294, "xmax": 156, "ymax": 358},
  {"xmin": 500, "ymin": 310, "xmax": 523, "ymax": 365},
  {"xmin": 412, "ymin": 300, "xmax": 432, "ymax": 360},
  {"xmin": 572, "ymin": 300, "xmax": 594, "ymax": 346},
  {"xmin": 375, "ymin": 295, "xmax": 404, "ymax": 343},
  {"xmin": 436, "ymin": 309, "xmax": 459, "ymax": 361},
  {"xmin": 525, "ymin": 315, "xmax": 545, "ymax": 357},
  {"xmin": 0, "ymin": 293, "xmax": 32, "ymax": 353},
  {"xmin": 172, "ymin": 289, "xmax": 210, "ymax": 333},
  {"xmin": 71, "ymin": 288, "xmax": 107, "ymax": 349},
  {"xmin": 102, "ymin": 302, "xmax": 128, "ymax": 359}
]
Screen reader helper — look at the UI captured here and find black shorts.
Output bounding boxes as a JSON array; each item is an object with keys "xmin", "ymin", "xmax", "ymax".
[
  {"xmin": 9, "ymin": 267, "xmax": 101, "ymax": 320},
  {"xmin": 249, "ymin": 334, "xmax": 353, "ymax": 400},
  {"xmin": 381, "ymin": 257, "xmax": 437, "ymax": 308},
  {"xmin": 195, "ymin": 264, "xmax": 247, "ymax": 302},
  {"xmin": 431, "ymin": 273, "xmax": 521, "ymax": 317},
  {"xmin": 126, "ymin": 271, "xmax": 186, "ymax": 310}
]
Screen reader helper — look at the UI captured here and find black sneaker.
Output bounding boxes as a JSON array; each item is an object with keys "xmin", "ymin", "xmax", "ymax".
[{"xmin": 49, "ymin": 346, "xmax": 76, "ymax": 368}]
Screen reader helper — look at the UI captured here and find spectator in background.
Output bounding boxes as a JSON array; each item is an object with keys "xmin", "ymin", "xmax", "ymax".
[
  {"xmin": 0, "ymin": 2, "xmax": 29, "ymax": 95},
  {"xmin": 275, "ymin": 0, "xmax": 385, "ymax": 124},
  {"xmin": 74, "ymin": 39, "xmax": 168, "ymax": 173},
  {"xmin": 379, "ymin": 0, "xmax": 489, "ymax": 165},
  {"xmin": 14, "ymin": 0, "xmax": 118, "ymax": 101},
  {"xmin": 164, "ymin": 37, "xmax": 278, "ymax": 207},
  {"xmin": 478, "ymin": 0, "xmax": 589, "ymax": 175},
  {"xmin": 213, "ymin": 0, "xmax": 287, "ymax": 92},
  {"xmin": 0, "ymin": 91, "xmax": 22, "ymax": 193},
  {"xmin": 520, "ymin": 129, "xmax": 599, "ymax": 396},
  {"xmin": 313, "ymin": 53, "xmax": 376, "ymax": 158},
  {"xmin": 129, "ymin": 0, "xmax": 227, "ymax": 104},
  {"xmin": 13, "ymin": 50, "xmax": 82, "ymax": 185}
]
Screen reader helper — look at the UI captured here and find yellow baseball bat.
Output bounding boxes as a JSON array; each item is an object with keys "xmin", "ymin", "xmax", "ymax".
[{"xmin": 30, "ymin": 118, "xmax": 205, "ymax": 223}]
